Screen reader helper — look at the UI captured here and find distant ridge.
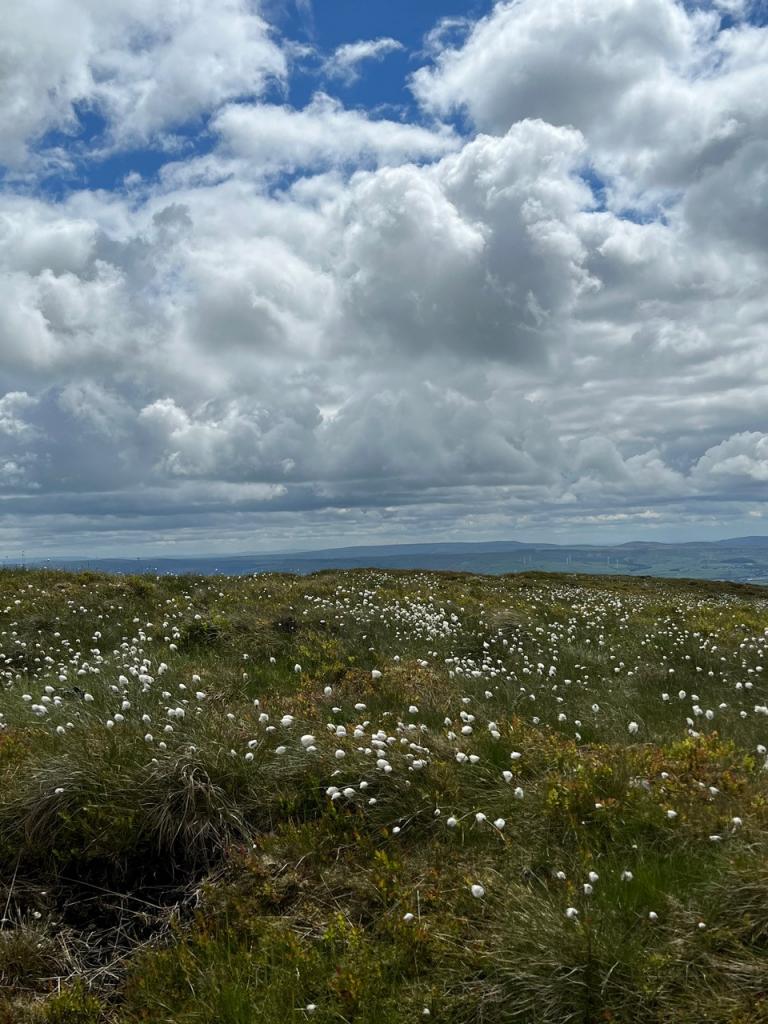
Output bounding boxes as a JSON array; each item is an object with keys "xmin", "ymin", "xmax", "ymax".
[
  {"xmin": 290, "ymin": 540, "xmax": 561, "ymax": 558},
  {"xmin": 295, "ymin": 536, "xmax": 768, "ymax": 557},
  {"xmin": 8, "ymin": 533, "xmax": 768, "ymax": 586},
  {"xmin": 615, "ymin": 536, "xmax": 768, "ymax": 549},
  {"xmin": 13, "ymin": 532, "xmax": 768, "ymax": 565},
  {"xmin": 16, "ymin": 534, "xmax": 768, "ymax": 566}
]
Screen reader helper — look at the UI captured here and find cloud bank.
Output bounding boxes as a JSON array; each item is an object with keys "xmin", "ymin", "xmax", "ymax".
[{"xmin": 0, "ymin": 0, "xmax": 767, "ymax": 554}]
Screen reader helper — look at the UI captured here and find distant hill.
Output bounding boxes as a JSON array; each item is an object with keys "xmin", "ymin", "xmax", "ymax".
[
  {"xmin": 714, "ymin": 535, "xmax": 768, "ymax": 547},
  {"xmin": 294, "ymin": 536, "xmax": 768, "ymax": 557},
  {"xmin": 10, "ymin": 533, "xmax": 768, "ymax": 585},
  {"xmin": 292, "ymin": 540, "xmax": 560, "ymax": 558}
]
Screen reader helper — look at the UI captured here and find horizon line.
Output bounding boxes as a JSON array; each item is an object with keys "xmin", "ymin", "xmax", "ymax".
[{"xmin": 5, "ymin": 532, "xmax": 768, "ymax": 563}]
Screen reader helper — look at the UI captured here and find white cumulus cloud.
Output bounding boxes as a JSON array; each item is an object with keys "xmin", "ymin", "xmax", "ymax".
[
  {"xmin": 324, "ymin": 37, "xmax": 404, "ymax": 84},
  {"xmin": 0, "ymin": 0, "xmax": 766, "ymax": 552}
]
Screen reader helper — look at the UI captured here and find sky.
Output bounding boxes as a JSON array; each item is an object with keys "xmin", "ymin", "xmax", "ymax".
[{"xmin": 0, "ymin": 0, "xmax": 767, "ymax": 557}]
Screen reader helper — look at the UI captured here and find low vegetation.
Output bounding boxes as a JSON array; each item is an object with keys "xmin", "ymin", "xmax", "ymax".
[{"xmin": 1, "ymin": 566, "xmax": 767, "ymax": 1023}]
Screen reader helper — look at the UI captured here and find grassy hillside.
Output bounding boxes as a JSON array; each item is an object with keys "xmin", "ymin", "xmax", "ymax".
[{"xmin": 1, "ymin": 567, "xmax": 767, "ymax": 1023}]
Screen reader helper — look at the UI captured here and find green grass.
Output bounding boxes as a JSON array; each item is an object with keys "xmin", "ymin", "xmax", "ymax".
[{"xmin": 0, "ymin": 566, "xmax": 767, "ymax": 1023}]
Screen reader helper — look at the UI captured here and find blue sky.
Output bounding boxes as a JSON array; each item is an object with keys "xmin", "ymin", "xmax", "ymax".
[
  {"xmin": 33, "ymin": 0, "xmax": 492, "ymax": 196},
  {"xmin": 273, "ymin": 0, "xmax": 491, "ymax": 106},
  {"xmin": 0, "ymin": 0, "xmax": 767, "ymax": 555}
]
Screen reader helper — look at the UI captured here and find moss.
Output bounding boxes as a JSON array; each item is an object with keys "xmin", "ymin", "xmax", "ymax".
[{"xmin": 39, "ymin": 983, "xmax": 103, "ymax": 1024}]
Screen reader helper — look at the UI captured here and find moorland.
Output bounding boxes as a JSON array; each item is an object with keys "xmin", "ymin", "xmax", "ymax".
[{"xmin": 1, "ymin": 567, "xmax": 768, "ymax": 1023}]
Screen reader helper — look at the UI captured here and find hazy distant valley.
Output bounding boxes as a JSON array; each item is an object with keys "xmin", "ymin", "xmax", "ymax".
[{"xmin": 29, "ymin": 535, "xmax": 768, "ymax": 583}]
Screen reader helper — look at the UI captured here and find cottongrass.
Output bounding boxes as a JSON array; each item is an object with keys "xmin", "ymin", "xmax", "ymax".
[{"xmin": 1, "ymin": 566, "xmax": 768, "ymax": 1022}]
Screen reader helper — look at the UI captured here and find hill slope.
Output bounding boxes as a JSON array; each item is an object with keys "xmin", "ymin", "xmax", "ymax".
[{"xmin": 1, "ymin": 567, "xmax": 768, "ymax": 1023}]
